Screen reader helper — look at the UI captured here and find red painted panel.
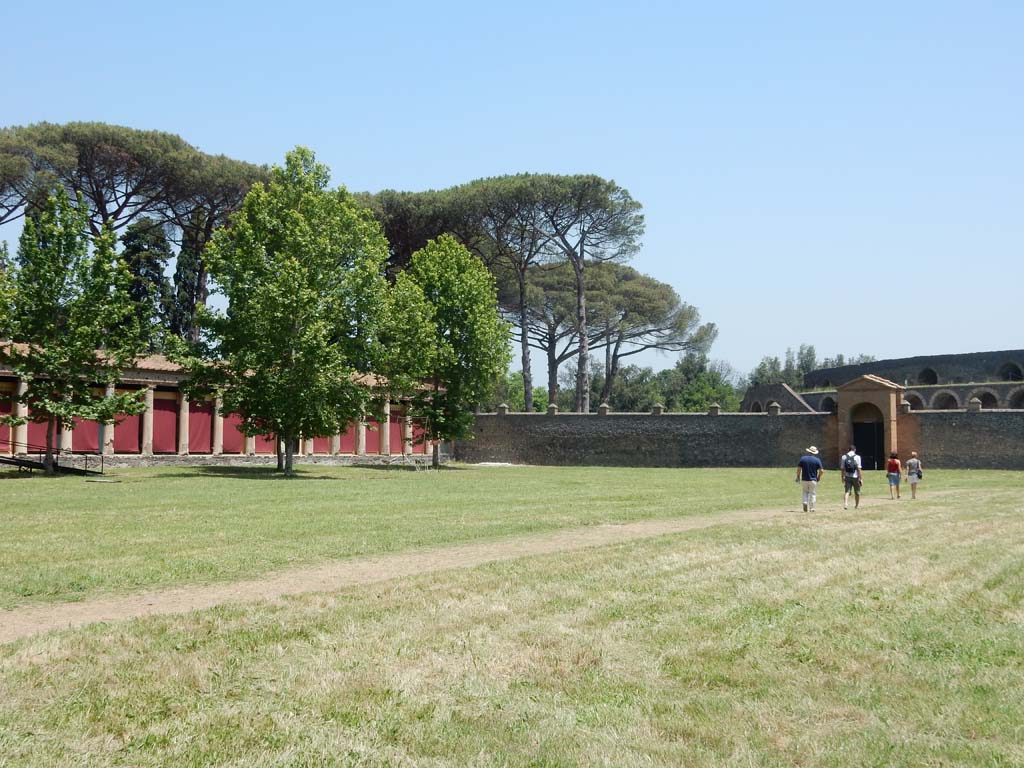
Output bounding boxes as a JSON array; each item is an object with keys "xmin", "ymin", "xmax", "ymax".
[
  {"xmin": 0, "ymin": 399, "xmax": 11, "ymax": 452},
  {"xmin": 26, "ymin": 415, "xmax": 49, "ymax": 451},
  {"xmin": 153, "ymin": 399, "xmax": 178, "ymax": 453},
  {"xmin": 222, "ymin": 413, "xmax": 244, "ymax": 454},
  {"xmin": 339, "ymin": 423, "xmax": 356, "ymax": 454},
  {"xmin": 114, "ymin": 412, "xmax": 141, "ymax": 453},
  {"xmin": 313, "ymin": 436, "xmax": 331, "ymax": 454},
  {"xmin": 411, "ymin": 420, "xmax": 427, "ymax": 454},
  {"xmin": 254, "ymin": 433, "xmax": 276, "ymax": 454},
  {"xmin": 72, "ymin": 417, "xmax": 100, "ymax": 453},
  {"xmin": 189, "ymin": 401, "xmax": 213, "ymax": 454},
  {"xmin": 388, "ymin": 416, "xmax": 403, "ymax": 455},
  {"xmin": 364, "ymin": 420, "xmax": 380, "ymax": 454}
]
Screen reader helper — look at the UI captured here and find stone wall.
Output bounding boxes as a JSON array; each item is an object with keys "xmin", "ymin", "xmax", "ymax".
[
  {"xmin": 455, "ymin": 412, "xmax": 835, "ymax": 468},
  {"xmin": 803, "ymin": 349, "xmax": 1024, "ymax": 389},
  {"xmin": 908, "ymin": 410, "xmax": 1024, "ymax": 470}
]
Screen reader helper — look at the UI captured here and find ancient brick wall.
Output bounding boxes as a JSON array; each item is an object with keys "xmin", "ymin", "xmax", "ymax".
[
  {"xmin": 455, "ymin": 412, "xmax": 835, "ymax": 468},
  {"xmin": 909, "ymin": 411, "xmax": 1024, "ymax": 469},
  {"xmin": 803, "ymin": 349, "xmax": 1024, "ymax": 389}
]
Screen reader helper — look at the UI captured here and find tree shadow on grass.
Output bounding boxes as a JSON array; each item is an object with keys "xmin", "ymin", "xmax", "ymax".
[{"xmin": 150, "ymin": 466, "xmax": 348, "ymax": 481}]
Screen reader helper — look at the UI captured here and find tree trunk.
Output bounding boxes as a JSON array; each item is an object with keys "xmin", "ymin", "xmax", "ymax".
[
  {"xmin": 599, "ymin": 332, "xmax": 623, "ymax": 405},
  {"xmin": 573, "ymin": 259, "xmax": 589, "ymax": 413},
  {"xmin": 547, "ymin": 331, "xmax": 559, "ymax": 406},
  {"xmin": 432, "ymin": 440, "xmax": 440, "ymax": 469},
  {"xmin": 284, "ymin": 433, "xmax": 295, "ymax": 476},
  {"xmin": 518, "ymin": 271, "xmax": 533, "ymax": 412},
  {"xmin": 44, "ymin": 415, "xmax": 56, "ymax": 475}
]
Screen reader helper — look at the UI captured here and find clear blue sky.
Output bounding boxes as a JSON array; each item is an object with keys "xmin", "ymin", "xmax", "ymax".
[{"xmin": 3, "ymin": 1, "xmax": 1022, "ymax": 376}]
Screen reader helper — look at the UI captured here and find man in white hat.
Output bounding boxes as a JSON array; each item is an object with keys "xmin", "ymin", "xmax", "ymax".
[{"xmin": 796, "ymin": 445, "xmax": 824, "ymax": 512}]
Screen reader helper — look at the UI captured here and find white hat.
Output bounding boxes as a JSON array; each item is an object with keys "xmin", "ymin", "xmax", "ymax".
[{"xmin": 805, "ymin": 446, "xmax": 819, "ymax": 455}]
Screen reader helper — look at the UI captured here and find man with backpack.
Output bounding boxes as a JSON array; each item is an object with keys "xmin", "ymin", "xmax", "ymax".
[{"xmin": 841, "ymin": 445, "xmax": 862, "ymax": 509}]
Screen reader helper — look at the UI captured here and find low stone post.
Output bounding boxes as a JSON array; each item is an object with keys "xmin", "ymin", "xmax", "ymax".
[
  {"xmin": 967, "ymin": 397, "xmax": 982, "ymax": 412},
  {"xmin": 651, "ymin": 403, "xmax": 664, "ymax": 416},
  {"xmin": 767, "ymin": 401, "xmax": 781, "ymax": 416},
  {"xmin": 708, "ymin": 402, "xmax": 721, "ymax": 416},
  {"xmin": 900, "ymin": 399, "xmax": 911, "ymax": 414},
  {"xmin": 496, "ymin": 403, "xmax": 509, "ymax": 416},
  {"xmin": 597, "ymin": 402, "xmax": 610, "ymax": 416},
  {"xmin": 547, "ymin": 403, "xmax": 559, "ymax": 416}
]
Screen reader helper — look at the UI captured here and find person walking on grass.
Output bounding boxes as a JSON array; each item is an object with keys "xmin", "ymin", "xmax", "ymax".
[
  {"xmin": 887, "ymin": 452, "xmax": 902, "ymax": 499},
  {"xmin": 796, "ymin": 445, "xmax": 824, "ymax": 512},
  {"xmin": 841, "ymin": 445, "xmax": 862, "ymax": 510},
  {"xmin": 905, "ymin": 451, "xmax": 923, "ymax": 499}
]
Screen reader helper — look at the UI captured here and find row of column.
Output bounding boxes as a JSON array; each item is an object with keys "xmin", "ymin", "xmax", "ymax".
[{"xmin": 6, "ymin": 382, "xmax": 419, "ymax": 457}]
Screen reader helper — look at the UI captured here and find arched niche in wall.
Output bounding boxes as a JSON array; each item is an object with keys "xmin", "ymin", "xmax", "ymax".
[
  {"xmin": 998, "ymin": 362, "xmax": 1023, "ymax": 382},
  {"xmin": 931, "ymin": 391, "xmax": 959, "ymax": 410},
  {"xmin": 904, "ymin": 393, "xmax": 925, "ymax": 410},
  {"xmin": 969, "ymin": 390, "xmax": 999, "ymax": 409},
  {"xmin": 1008, "ymin": 388, "xmax": 1024, "ymax": 410},
  {"xmin": 918, "ymin": 367, "xmax": 938, "ymax": 385},
  {"xmin": 820, "ymin": 396, "xmax": 837, "ymax": 413},
  {"xmin": 750, "ymin": 401, "xmax": 763, "ymax": 413}
]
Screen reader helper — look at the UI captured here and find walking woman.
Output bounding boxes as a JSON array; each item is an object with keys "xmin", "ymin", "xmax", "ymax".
[
  {"xmin": 905, "ymin": 451, "xmax": 923, "ymax": 499},
  {"xmin": 887, "ymin": 452, "xmax": 902, "ymax": 499}
]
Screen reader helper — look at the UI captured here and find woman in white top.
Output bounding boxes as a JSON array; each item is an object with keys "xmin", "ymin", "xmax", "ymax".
[{"xmin": 905, "ymin": 451, "xmax": 923, "ymax": 499}]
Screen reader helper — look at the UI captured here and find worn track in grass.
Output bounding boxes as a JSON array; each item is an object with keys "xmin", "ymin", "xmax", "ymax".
[{"xmin": 0, "ymin": 497, "xmax": 909, "ymax": 643}]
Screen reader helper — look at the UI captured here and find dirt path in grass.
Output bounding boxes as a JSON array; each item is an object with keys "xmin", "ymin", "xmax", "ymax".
[{"xmin": 0, "ymin": 498, "xmax": 901, "ymax": 643}]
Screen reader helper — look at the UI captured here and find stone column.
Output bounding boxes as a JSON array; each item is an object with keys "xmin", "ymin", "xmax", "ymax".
[
  {"xmin": 177, "ymin": 393, "xmax": 190, "ymax": 455},
  {"xmin": 402, "ymin": 416, "xmax": 413, "ymax": 455},
  {"xmin": 212, "ymin": 397, "xmax": 224, "ymax": 455},
  {"xmin": 141, "ymin": 387, "xmax": 155, "ymax": 456},
  {"xmin": 304, "ymin": 437, "xmax": 315, "ymax": 455},
  {"xmin": 355, "ymin": 419, "xmax": 366, "ymax": 456},
  {"xmin": 244, "ymin": 435, "xmax": 256, "ymax": 456},
  {"xmin": 102, "ymin": 383, "xmax": 115, "ymax": 456},
  {"xmin": 330, "ymin": 433, "xmax": 341, "ymax": 455},
  {"xmin": 380, "ymin": 401, "xmax": 391, "ymax": 455},
  {"xmin": 60, "ymin": 421, "xmax": 74, "ymax": 452},
  {"xmin": 14, "ymin": 379, "xmax": 28, "ymax": 454}
]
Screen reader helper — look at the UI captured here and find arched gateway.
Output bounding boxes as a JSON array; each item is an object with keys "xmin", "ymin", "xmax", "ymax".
[{"xmin": 835, "ymin": 375, "xmax": 904, "ymax": 471}]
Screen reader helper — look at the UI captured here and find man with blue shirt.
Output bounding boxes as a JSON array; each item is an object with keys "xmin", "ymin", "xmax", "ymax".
[{"xmin": 796, "ymin": 445, "xmax": 824, "ymax": 512}]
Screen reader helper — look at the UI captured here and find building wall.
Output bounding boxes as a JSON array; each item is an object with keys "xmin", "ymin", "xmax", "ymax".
[
  {"xmin": 456, "ymin": 412, "xmax": 836, "ymax": 468},
  {"xmin": 803, "ymin": 349, "xmax": 1024, "ymax": 389},
  {"xmin": 909, "ymin": 410, "xmax": 1024, "ymax": 470}
]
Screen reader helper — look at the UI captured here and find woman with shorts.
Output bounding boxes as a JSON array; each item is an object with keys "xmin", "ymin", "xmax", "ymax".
[
  {"xmin": 905, "ymin": 451, "xmax": 923, "ymax": 499},
  {"xmin": 887, "ymin": 452, "xmax": 902, "ymax": 499}
]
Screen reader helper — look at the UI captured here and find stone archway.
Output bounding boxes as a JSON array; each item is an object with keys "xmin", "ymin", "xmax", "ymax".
[
  {"xmin": 904, "ymin": 393, "xmax": 925, "ymax": 410},
  {"xmin": 931, "ymin": 391, "xmax": 959, "ymax": 410},
  {"xmin": 918, "ymin": 368, "xmax": 938, "ymax": 385},
  {"xmin": 850, "ymin": 402, "xmax": 885, "ymax": 471},
  {"xmin": 998, "ymin": 362, "xmax": 1023, "ymax": 382},
  {"xmin": 820, "ymin": 396, "xmax": 837, "ymax": 414},
  {"xmin": 1008, "ymin": 388, "xmax": 1024, "ymax": 410},
  {"xmin": 750, "ymin": 401, "xmax": 763, "ymax": 413},
  {"xmin": 969, "ymin": 389, "xmax": 999, "ymax": 409}
]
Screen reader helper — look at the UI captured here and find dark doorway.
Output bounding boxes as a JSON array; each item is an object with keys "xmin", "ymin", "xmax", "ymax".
[
  {"xmin": 853, "ymin": 422, "xmax": 884, "ymax": 470},
  {"xmin": 850, "ymin": 402, "xmax": 885, "ymax": 471}
]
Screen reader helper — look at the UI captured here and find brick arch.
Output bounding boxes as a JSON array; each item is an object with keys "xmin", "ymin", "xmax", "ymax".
[
  {"xmin": 820, "ymin": 396, "xmax": 837, "ymax": 413},
  {"xmin": 1008, "ymin": 387, "xmax": 1024, "ymax": 410},
  {"xmin": 904, "ymin": 392, "xmax": 925, "ymax": 410},
  {"xmin": 998, "ymin": 361, "xmax": 1023, "ymax": 382},
  {"xmin": 750, "ymin": 401, "xmax": 763, "ymax": 413},
  {"xmin": 930, "ymin": 390, "xmax": 960, "ymax": 410},
  {"xmin": 918, "ymin": 367, "xmax": 939, "ymax": 385},
  {"xmin": 967, "ymin": 388, "xmax": 1000, "ymax": 408}
]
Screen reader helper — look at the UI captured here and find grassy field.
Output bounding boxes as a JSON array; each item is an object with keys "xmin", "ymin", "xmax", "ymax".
[
  {"xmin": 1, "ymin": 467, "xmax": 1022, "ymax": 766},
  {"xmin": 0, "ymin": 464, "xmax": 874, "ymax": 610}
]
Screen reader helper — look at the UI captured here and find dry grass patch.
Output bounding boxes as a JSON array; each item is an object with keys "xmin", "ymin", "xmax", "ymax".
[{"xmin": 2, "ymin": 477, "xmax": 1023, "ymax": 765}]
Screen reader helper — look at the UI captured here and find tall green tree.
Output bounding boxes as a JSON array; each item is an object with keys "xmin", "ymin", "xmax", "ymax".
[
  {"xmin": 536, "ymin": 175, "xmax": 644, "ymax": 412},
  {"xmin": 120, "ymin": 217, "xmax": 173, "ymax": 351},
  {"xmin": 0, "ymin": 190, "xmax": 146, "ymax": 472},
  {"xmin": 405, "ymin": 235, "xmax": 511, "ymax": 467},
  {"xmin": 193, "ymin": 148, "xmax": 391, "ymax": 475}
]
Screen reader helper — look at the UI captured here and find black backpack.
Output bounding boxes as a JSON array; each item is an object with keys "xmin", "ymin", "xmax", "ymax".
[{"xmin": 843, "ymin": 454, "xmax": 858, "ymax": 474}]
